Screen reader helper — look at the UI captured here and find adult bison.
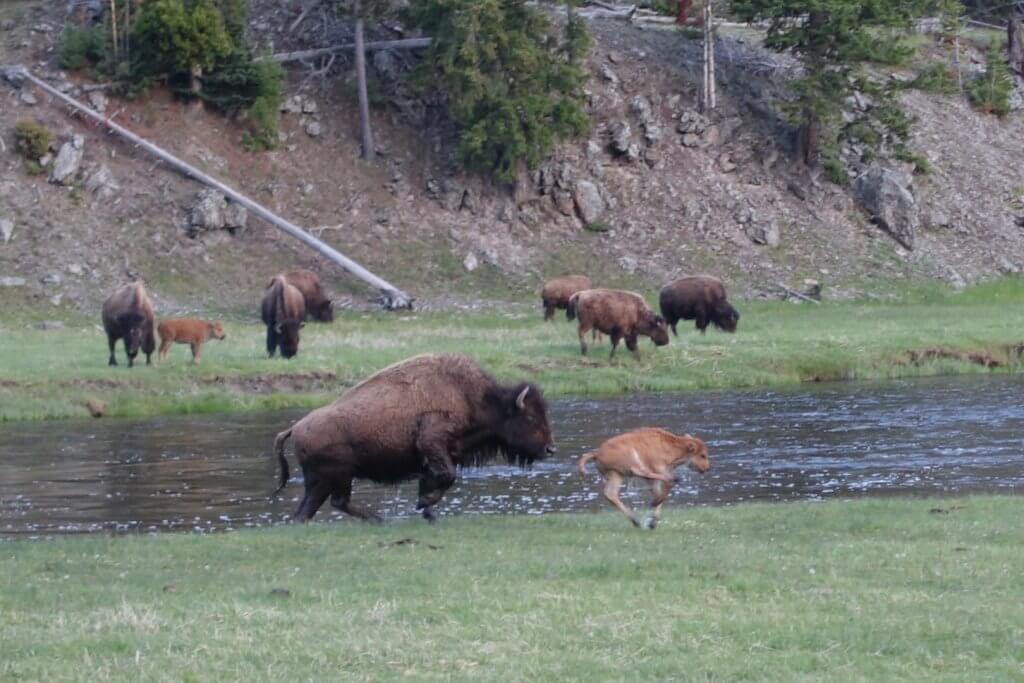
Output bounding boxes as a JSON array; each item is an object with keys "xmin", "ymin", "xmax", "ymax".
[
  {"xmin": 273, "ymin": 353, "xmax": 556, "ymax": 522},
  {"xmin": 282, "ymin": 269, "xmax": 334, "ymax": 322},
  {"xmin": 659, "ymin": 275, "xmax": 739, "ymax": 335},
  {"xmin": 541, "ymin": 274, "xmax": 592, "ymax": 322},
  {"xmin": 567, "ymin": 288, "xmax": 669, "ymax": 359},
  {"xmin": 101, "ymin": 281, "xmax": 156, "ymax": 367},
  {"xmin": 261, "ymin": 275, "xmax": 306, "ymax": 358}
]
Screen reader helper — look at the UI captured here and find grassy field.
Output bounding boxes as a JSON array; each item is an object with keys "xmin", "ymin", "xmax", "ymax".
[
  {"xmin": 1, "ymin": 496, "xmax": 1021, "ymax": 681},
  {"xmin": 2, "ymin": 279, "xmax": 1024, "ymax": 421}
]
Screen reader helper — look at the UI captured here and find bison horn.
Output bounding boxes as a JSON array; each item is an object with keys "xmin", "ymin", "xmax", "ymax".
[{"xmin": 516, "ymin": 386, "xmax": 530, "ymax": 411}]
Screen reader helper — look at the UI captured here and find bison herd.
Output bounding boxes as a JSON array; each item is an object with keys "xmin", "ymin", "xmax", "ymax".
[{"xmin": 97, "ymin": 269, "xmax": 741, "ymax": 528}]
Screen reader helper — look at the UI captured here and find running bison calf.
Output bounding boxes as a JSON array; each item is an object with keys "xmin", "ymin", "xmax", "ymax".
[
  {"xmin": 282, "ymin": 269, "xmax": 334, "ymax": 322},
  {"xmin": 101, "ymin": 281, "xmax": 156, "ymax": 367},
  {"xmin": 261, "ymin": 275, "xmax": 306, "ymax": 358},
  {"xmin": 273, "ymin": 353, "xmax": 556, "ymax": 523},
  {"xmin": 659, "ymin": 275, "xmax": 739, "ymax": 335},
  {"xmin": 567, "ymin": 288, "xmax": 669, "ymax": 359},
  {"xmin": 578, "ymin": 428, "xmax": 709, "ymax": 529},
  {"xmin": 157, "ymin": 318, "xmax": 226, "ymax": 364},
  {"xmin": 541, "ymin": 274, "xmax": 592, "ymax": 321}
]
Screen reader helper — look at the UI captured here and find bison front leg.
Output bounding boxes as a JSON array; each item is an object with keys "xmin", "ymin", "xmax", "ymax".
[
  {"xmin": 625, "ymin": 333, "xmax": 641, "ymax": 361},
  {"xmin": 543, "ymin": 303, "xmax": 555, "ymax": 321},
  {"xmin": 107, "ymin": 334, "xmax": 118, "ymax": 366},
  {"xmin": 414, "ymin": 417, "xmax": 458, "ymax": 522},
  {"xmin": 265, "ymin": 324, "xmax": 279, "ymax": 358}
]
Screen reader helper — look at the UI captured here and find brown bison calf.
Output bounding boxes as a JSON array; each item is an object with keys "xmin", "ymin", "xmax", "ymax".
[
  {"xmin": 567, "ymin": 288, "xmax": 669, "ymax": 359},
  {"xmin": 101, "ymin": 281, "xmax": 156, "ymax": 367},
  {"xmin": 261, "ymin": 275, "xmax": 306, "ymax": 358},
  {"xmin": 282, "ymin": 269, "xmax": 334, "ymax": 322},
  {"xmin": 578, "ymin": 428, "xmax": 709, "ymax": 529},
  {"xmin": 659, "ymin": 275, "xmax": 739, "ymax": 335},
  {"xmin": 541, "ymin": 274, "xmax": 592, "ymax": 321},
  {"xmin": 157, "ymin": 319, "xmax": 226, "ymax": 364}
]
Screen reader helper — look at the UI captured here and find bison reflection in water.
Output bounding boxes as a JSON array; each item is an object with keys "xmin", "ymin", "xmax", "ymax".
[{"xmin": 273, "ymin": 353, "xmax": 557, "ymax": 522}]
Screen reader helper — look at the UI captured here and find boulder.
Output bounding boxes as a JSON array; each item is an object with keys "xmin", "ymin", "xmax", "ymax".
[
  {"xmin": 0, "ymin": 219, "xmax": 13, "ymax": 244},
  {"xmin": 854, "ymin": 166, "xmax": 919, "ymax": 249},
  {"xmin": 49, "ymin": 135, "xmax": 84, "ymax": 185},
  {"xmin": 573, "ymin": 180, "xmax": 606, "ymax": 225},
  {"xmin": 304, "ymin": 120, "xmax": 322, "ymax": 137},
  {"xmin": 83, "ymin": 164, "xmax": 119, "ymax": 200},
  {"xmin": 463, "ymin": 252, "xmax": 479, "ymax": 272},
  {"xmin": 630, "ymin": 95, "xmax": 661, "ymax": 144},
  {"xmin": 745, "ymin": 220, "xmax": 780, "ymax": 247},
  {"xmin": 610, "ymin": 121, "xmax": 632, "ymax": 155},
  {"xmin": 189, "ymin": 189, "xmax": 226, "ymax": 234},
  {"xmin": 224, "ymin": 201, "xmax": 248, "ymax": 232},
  {"xmin": 88, "ymin": 91, "xmax": 108, "ymax": 113}
]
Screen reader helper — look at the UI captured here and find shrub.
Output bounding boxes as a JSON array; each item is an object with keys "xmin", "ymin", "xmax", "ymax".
[
  {"xmin": 58, "ymin": 25, "xmax": 107, "ymax": 71},
  {"xmin": 969, "ymin": 42, "xmax": 1013, "ymax": 116},
  {"xmin": 14, "ymin": 121, "xmax": 52, "ymax": 160},
  {"xmin": 910, "ymin": 63, "xmax": 959, "ymax": 95}
]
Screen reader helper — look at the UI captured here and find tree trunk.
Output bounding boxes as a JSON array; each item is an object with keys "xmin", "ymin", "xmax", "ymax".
[
  {"xmin": 797, "ymin": 109, "xmax": 819, "ymax": 166},
  {"xmin": 700, "ymin": 1, "xmax": 715, "ymax": 113},
  {"xmin": 190, "ymin": 63, "xmax": 204, "ymax": 109},
  {"xmin": 354, "ymin": 2, "xmax": 375, "ymax": 162},
  {"xmin": 1009, "ymin": 10, "xmax": 1024, "ymax": 75}
]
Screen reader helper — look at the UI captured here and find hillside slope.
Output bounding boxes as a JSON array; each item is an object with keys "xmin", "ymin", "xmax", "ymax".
[{"xmin": 1, "ymin": 0, "xmax": 1022, "ymax": 319}]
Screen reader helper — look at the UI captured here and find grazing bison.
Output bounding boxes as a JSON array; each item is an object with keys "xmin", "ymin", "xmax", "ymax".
[
  {"xmin": 261, "ymin": 275, "xmax": 306, "ymax": 358},
  {"xmin": 541, "ymin": 274, "xmax": 592, "ymax": 321},
  {"xmin": 157, "ymin": 318, "xmax": 226, "ymax": 364},
  {"xmin": 273, "ymin": 353, "xmax": 556, "ymax": 523},
  {"xmin": 282, "ymin": 269, "xmax": 334, "ymax": 322},
  {"xmin": 566, "ymin": 288, "xmax": 669, "ymax": 359},
  {"xmin": 578, "ymin": 428, "xmax": 709, "ymax": 529},
  {"xmin": 659, "ymin": 275, "xmax": 739, "ymax": 335},
  {"xmin": 101, "ymin": 281, "xmax": 156, "ymax": 367}
]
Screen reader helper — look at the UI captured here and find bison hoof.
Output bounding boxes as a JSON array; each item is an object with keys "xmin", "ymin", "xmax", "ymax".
[
  {"xmin": 421, "ymin": 508, "xmax": 438, "ymax": 523},
  {"xmin": 644, "ymin": 518, "xmax": 658, "ymax": 530}
]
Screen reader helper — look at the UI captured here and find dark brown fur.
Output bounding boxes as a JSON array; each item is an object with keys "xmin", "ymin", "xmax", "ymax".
[
  {"xmin": 272, "ymin": 353, "xmax": 556, "ymax": 523},
  {"xmin": 101, "ymin": 282, "xmax": 156, "ymax": 367},
  {"xmin": 659, "ymin": 275, "xmax": 739, "ymax": 335},
  {"xmin": 261, "ymin": 275, "xmax": 306, "ymax": 358},
  {"xmin": 282, "ymin": 269, "xmax": 334, "ymax": 322},
  {"xmin": 578, "ymin": 428, "xmax": 709, "ymax": 529},
  {"xmin": 541, "ymin": 275, "xmax": 592, "ymax": 321},
  {"xmin": 566, "ymin": 288, "xmax": 670, "ymax": 359},
  {"xmin": 157, "ymin": 318, "xmax": 226, "ymax": 364}
]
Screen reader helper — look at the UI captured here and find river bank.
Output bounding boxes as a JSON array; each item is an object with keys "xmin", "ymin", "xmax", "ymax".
[
  {"xmin": 2, "ymin": 496, "xmax": 1021, "ymax": 681},
  {"xmin": 1, "ymin": 280, "xmax": 1023, "ymax": 421}
]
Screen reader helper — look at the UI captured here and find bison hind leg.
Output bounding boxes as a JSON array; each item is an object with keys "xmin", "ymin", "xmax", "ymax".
[
  {"xmin": 330, "ymin": 479, "xmax": 382, "ymax": 522},
  {"xmin": 293, "ymin": 469, "xmax": 332, "ymax": 522},
  {"xmin": 107, "ymin": 334, "xmax": 118, "ymax": 366}
]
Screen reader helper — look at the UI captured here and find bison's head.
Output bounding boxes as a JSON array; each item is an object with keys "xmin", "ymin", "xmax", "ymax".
[
  {"xmin": 641, "ymin": 312, "xmax": 671, "ymax": 346},
  {"xmin": 680, "ymin": 436, "xmax": 710, "ymax": 474},
  {"xmin": 276, "ymin": 320, "xmax": 304, "ymax": 358},
  {"xmin": 315, "ymin": 299, "xmax": 335, "ymax": 323},
  {"xmin": 117, "ymin": 312, "xmax": 146, "ymax": 359},
  {"xmin": 496, "ymin": 383, "xmax": 556, "ymax": 465},
  {"xmin": 210, "ymin": 322, "xmax": 227, "ymax": 340},
  {"xmin": 715, "ymin": 303, "xmax": 739, "ymax": 333}
]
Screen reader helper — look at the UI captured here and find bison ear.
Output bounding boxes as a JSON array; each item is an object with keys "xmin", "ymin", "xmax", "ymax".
[{"xmin": 515, "ymin": 385, "xmax": 530, "ymax": 411}]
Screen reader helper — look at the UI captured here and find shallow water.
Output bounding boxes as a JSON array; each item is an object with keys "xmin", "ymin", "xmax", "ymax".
[{"xmin": 1, "ymin": 375, "xmax": 1023, "ymax": 537}]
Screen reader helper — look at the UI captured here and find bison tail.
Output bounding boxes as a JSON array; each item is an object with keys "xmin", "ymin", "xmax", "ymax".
[
  {"xmin": 566, "ymin": 293, "xmax": 579, "ymax": 321},
  {"xmin": 577, "ymin": 450, "xmax": 597, "ymax": 479},
  {"xmin": 272, "ymin": 428, "xmax": 293, "ymax": 498}
]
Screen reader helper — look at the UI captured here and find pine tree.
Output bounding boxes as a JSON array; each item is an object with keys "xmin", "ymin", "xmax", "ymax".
[
  {"xmin": 730, "ymin": 0, "xmax": 931, "ymax": 171},
  {"xmin": 969, "ymin": 41, "xmax": 1014, "ymax": 115},
  {"xmin": 407, "ymin": 0, "xmax": 590, "ymax": 182}
]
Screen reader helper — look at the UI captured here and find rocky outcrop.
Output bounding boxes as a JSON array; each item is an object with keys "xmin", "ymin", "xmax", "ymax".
[
  {"xmin": 49, "ymin": 135, "xmax": 84, "ymax": 185},
  {"xmin": 188, "ymin": 189, "xmax": 248, "ymax": 236},
  {"xmin": 573, "ymin": 180, "xmax": 606, "ymax": 225},
  {"xmin": 854, "ymin": 166, "xmax": 919, "ymax": 250}
]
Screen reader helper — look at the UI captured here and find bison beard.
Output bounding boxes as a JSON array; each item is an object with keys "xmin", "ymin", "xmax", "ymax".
[{"xmin": 272, "ymin": 353, "xmax": 556, "ymax": 523}]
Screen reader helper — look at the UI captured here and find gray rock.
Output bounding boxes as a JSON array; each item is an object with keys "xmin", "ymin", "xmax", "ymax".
[
  {"xmin": 39, "ymin": 153, "xmax": 53, "ymax": 168},
  {"xmin": 41, "ymin": 272, "xmax": 62, "ymax": 286},
  {"xmin": 189, "ymin": 189, "xmax": 227, "ymax": 234},
  {"xmin": 718, "ymin": 153, "xmax": 737, "ymax": 173},
  {"xmin": 441, "ymin": 179, "xmax": 467, "ymax": 212},
  {"xmin": 746, "ymin": 220, "xmax": 780, "ymax": 247},
  {"xmin": 854, "ymin": 166, "xmax": 919, "ymax": 249},
  {"xmin": 0, "ymin": 276, "xmax": 27, "ymax": 287},
  {"xmin": 599, "ymin": 64, "xmax": 619, "ymax": 85},
  {"xmin": 610, "ymin": 121, "xmax": 632, "ymax": 155},
  {"xmin": 607, "ymin": 51, "xmax": 622, "ymax": 64},
  {"xmin": 787, "ymin": 181, "xmax": 809, "ymax": 201},
  {"xmin": 631, "ymin": 95, "xmax": 660, "ymax": 144},
  {"xmin": 997, "ymin": 256, "xmax": 1020, "ymax": 275},
  {"xmin": 19, "ymin": 90, "xmax": 37, "ymax": 106},
  {"xmin": 2, "ymin": 66, "xmax": 26, "ymax": 87},
  {"xmin": 626, "ymin": 143, "xmax": 642, "ymax": 162},
  {"xmin": 463, "ymin": 252, "xmax": 479, "ymax": 272},
  {"xmin": 676, "ymin": 109, "xmax": 709, "ymax": 135},
  {"xmin": 301, "ymin": 98, "xmax": 318, "ymax": 114},
  {"xmin": 372, "ymin": 50, "xmax": 399, "ymax": 81},
  {"xmin": 923, "ymin": 208, "xmax": 951, "ymax": 230},
  {"xmin": 49, "ymin": 135, "xmax": 84, "ymax": 185},
  {"xmin": 281, "ymin": 95, "xmax": 303, "ymax": 113},
  {"xmin": 304, "ymin": 120, "xmax": 322, "ymax": 137},
  {"xmin": 573, "ymin": 180, "xmax": 606, "ymax": 225},
  {"xmin": 88, "ymin": 90, "xmax": 108, "ymax": 113},
  {"xmin": 36, "ymin": 320, "xmax": 65, "ymax": 331},
  {"xmin": 0, "ymin": 219, "xmax": 13, "ymax": 244},
  {"xmin": 681, "ymin": 133, "xmax": 701, "ymax": 148},
  {"xmin": 224, "ymin": 201, "xmax": 248, "ymax": 231},
  {"xmin": 83, "ymin": 164, "xmax": 119, "ymax": 200},
  {"xmin": 552, "ymin": 188, "xmax": 576, "ymax": 216},
  {"xmin": 67, "ymin": 263, "xmax": 84, "ymax": 276},
  {"xmin": 618, "ymin": 256, "xmax": 639, "ymax": 273}
]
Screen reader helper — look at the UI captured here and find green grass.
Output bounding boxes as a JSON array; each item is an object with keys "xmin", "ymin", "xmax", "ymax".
[
  {"xmin": 1, "ymin": 496, "xmax": 1022, "ymax": 681},
  {"xmin": 2, "ymin": 279, "xmax": 1024, "ymax": 421}
]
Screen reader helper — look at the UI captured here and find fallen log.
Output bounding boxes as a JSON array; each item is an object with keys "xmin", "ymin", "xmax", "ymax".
[
  {"xmin": 3, "ymin": 65, "xmax": 414, "ymax": 310},
  {"xmin": 775, "ymin": 282, "xmax": 821, "ymax": 304},
  {"xmin": 259, "ymin": 37, "xmax": 432, "ymax": 64}
]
